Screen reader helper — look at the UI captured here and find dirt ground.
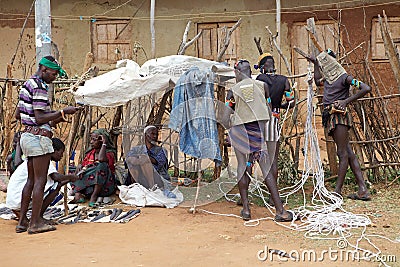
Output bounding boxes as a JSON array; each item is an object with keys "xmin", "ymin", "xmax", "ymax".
[{"xmin": 0, "ymin": 183, "xmax": 399, "ymax": 267}]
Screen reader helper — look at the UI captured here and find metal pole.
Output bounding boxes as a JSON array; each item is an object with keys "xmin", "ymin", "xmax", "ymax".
[
  {"xmin": 276, "ymin": 0, "xmax": 281, "ymax": 72},
  {"xmin": 150, "ymin": 0, "xmax": 156, "ymax": 58}
]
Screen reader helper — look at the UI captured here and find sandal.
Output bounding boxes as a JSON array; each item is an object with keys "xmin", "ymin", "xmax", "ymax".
[
  {"xmin": 275, "ymin": 212, "xmax": 294, "ymax": 222},
  {"xmin": 347, "ymin": 193, "xmax": 371, "ymax": 201},
  {"xmin": 28, "ymin": 224, "xmax": 56, "ymax": 235},
  {"xmin": 89, "ymin": 202, "xmax": 99, "ymax": 208},
  {"xmin": 69, "ymin": 197, "xmax": 85, "ymax": 204},
  {"xmin": 15, "ymin": 225, "xmax": 28, "ymax": 233},
  {"xmin": 240, "ymin": 209, "xmax": 251, "ymax": 221}
]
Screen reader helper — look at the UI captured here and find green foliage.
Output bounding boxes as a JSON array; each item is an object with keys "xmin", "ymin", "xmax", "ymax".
[
  {"xmin": 168, "ymin": 167, "xmax": 214, "ymax": 183},
  {"xmin": 277, "ymin": 145, "xmax": 298, "ymax": 185}
]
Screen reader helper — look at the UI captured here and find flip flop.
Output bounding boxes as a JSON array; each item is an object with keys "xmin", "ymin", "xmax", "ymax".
[
  {"xmin": 347, "ymin": 193, "xmax": 371, "ymax": 201},
  {"xmin": 69, "ymin": 197, "xmax": 85, "ymax": 204},
  {"xmin": 28, "ymin": 224, "xmax": 56, "ymax": 235},
  {"xmin": 15, "ymin": 225, "xmax": 27, "ymax": 233},
  {"xmin": 89, "ymin": 202, "xmax": 99, "ymax": 208},
  {"xmin": 240, "ymin": 209, "xmax": 251, "ymax": 221}
]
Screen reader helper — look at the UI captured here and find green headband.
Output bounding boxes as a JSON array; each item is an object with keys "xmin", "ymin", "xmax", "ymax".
[{"xmin": 39, "ymin": 57, "xmax": 67, "ymax": 77}]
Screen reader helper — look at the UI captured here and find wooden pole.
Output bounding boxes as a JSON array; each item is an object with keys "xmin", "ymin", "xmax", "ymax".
[
  {"xmin": 1, "ymin": 65, "xmax": 14, "ymax": 168},
  {"xmin": 307, "ymin": 18, "xmax": 338, "ymax": 177},
  {"xmin": 216, "ymin": 19, "xmax": 242, "ymax": 62},
  {"xmin": 192, "ymin": 158, "xmax": 202, "ymax": 214}
]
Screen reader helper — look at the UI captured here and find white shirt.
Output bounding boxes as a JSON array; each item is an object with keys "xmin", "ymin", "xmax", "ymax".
[{"xmin": 6, "ymin": 161, "xmax": 58, "ymax": 210}]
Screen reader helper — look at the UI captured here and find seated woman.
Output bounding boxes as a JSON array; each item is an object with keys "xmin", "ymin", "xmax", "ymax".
[
  {"xmin": 6, "ymin": 131, "xmax": 24, "ymax": 176},
  {"xmin": 71, "ymin": 129, "xmax": 116, "ymax": 207},
  {"xmin": 125, "ymin": 125, "xmax": 174, "ymax": 197}
]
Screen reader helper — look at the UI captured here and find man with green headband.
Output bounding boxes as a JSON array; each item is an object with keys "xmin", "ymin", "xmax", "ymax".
[
  {"xmin": 39, "ymin": 56, "xmax": 67, "ymax": 78},
  {"xmin": 15, "ymin": 56, "xmax": 81, "ymax": 234}
]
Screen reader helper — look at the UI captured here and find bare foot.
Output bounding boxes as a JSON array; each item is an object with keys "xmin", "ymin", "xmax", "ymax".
[{"xmin": 28, "ymin": 223, "xmax": 56, "ymax": 234}]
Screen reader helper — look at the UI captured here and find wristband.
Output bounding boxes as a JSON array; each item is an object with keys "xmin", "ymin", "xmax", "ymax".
[
  {"xmin": 267, "ymin": 97, "xmax": 271, "ymax": 104},
  {"xmin": 285, "ymin": 90, "xmax": 294, "ymax": 101},
  {"xmin": 102, "ymin": 143, "xmax": 107, "ymax": 146},
  {"xmin": 351, "ymin": 79, "xmax": 362, "ymax": 89}
]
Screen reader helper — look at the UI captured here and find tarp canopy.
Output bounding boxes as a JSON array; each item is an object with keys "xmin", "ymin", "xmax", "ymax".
[{"xmin": 73, "ymin": 55, "xmax": 235, "ymax": 107}]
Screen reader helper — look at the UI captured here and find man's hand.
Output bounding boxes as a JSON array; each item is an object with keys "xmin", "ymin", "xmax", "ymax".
[
  {"xmin": 334, "ymin": 100, "xmax": 347, "ymax": 111},
  {"xmin": 63, "ymin": 106, "xmax": 83, "ymax": 115}
]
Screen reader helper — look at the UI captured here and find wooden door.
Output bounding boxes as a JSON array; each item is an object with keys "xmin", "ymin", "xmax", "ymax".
[
  {"xmin": 197, "ymin": 22, "xmax": 239, "ymax": 65},
  {"xmin": 371, "ymin": 17, "xmax": 400, "ymax": 60},
  {"xmin": 92, "ymin": 20, "xmax": 132, "ymax": 63},
  {"xmin": 292, "ymin": 21, "xmax": 339, "ymax": 92}
]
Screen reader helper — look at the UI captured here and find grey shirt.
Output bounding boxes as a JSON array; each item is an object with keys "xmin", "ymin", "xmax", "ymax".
[{"xmin": 323, "ymin": 73, "xmax": 350, "ymax": 106}]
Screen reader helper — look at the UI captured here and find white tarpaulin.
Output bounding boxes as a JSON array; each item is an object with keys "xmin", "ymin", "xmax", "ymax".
[
  {"xmin": 73, "ymin": 55, "xmax": 235, "ymax": 107},
  {"xmin": 118, "ymin": 184, "xmax": 183, "ymax": 209}
]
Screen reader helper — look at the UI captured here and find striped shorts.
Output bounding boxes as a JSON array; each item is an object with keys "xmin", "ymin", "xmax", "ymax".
[
  {"xmin": 228, "ymin": 121, "xmax": 267, "ymax": 154},
  {"xmin": 323, "ymin": 105, "xmax": 352, "ymax": 136},
  {"xmin": 264, "ymin": 116, "xmax": 279, "ymax": 142}
]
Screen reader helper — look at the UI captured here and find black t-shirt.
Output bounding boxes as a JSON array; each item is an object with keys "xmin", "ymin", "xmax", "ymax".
[{"xmin": 256, "ymin": 73, "xmax": 289, "ymax": 109}]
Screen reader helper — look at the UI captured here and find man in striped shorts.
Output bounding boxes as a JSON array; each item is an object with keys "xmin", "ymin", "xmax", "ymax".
[
  {"xmin": 16, "ymin": 56, "xmax": 81, "ymax": 234},
  {"xmin": 227, "ymin": 59, "xmax": 293, "ymax": 222},
  {"xmin": 307, "ymin": 50, "xmax": 372, "ymax": 201}
]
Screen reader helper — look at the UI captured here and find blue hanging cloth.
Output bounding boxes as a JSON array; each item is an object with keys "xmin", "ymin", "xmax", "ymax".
[{"xmin": 169, "ymin": 66, "xmax": 221, "ymax": 162}]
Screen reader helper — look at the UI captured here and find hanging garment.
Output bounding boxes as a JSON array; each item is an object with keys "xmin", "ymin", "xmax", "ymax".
[{"xmin": 169, "ymin": 66, "xmax": 221, "ymax": 162}]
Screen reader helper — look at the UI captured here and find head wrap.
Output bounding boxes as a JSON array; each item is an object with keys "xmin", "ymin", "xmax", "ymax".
[
  {"xmin": 86, "ymin": 128, "xmax": 116, "ymax": 155},
  {"xmin": 144, "ymin": 125, "xmax": 157, "ymax": 135},
  {"xmin": 39, "ymin": 57, "xmax": 67, "ymax": 77},
  {"xmin": 258, "ymin": 52, "xmax": 273, "ymax": 66}
]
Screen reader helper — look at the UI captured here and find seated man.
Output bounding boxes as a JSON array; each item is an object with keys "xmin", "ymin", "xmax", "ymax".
[
  {"xmin": 125, "ymin": 125, "xmax": 174, "ymax": 197},
  {"xmin": 6, "ymin": 138, "xmax": 79, "ymax": 232}
]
